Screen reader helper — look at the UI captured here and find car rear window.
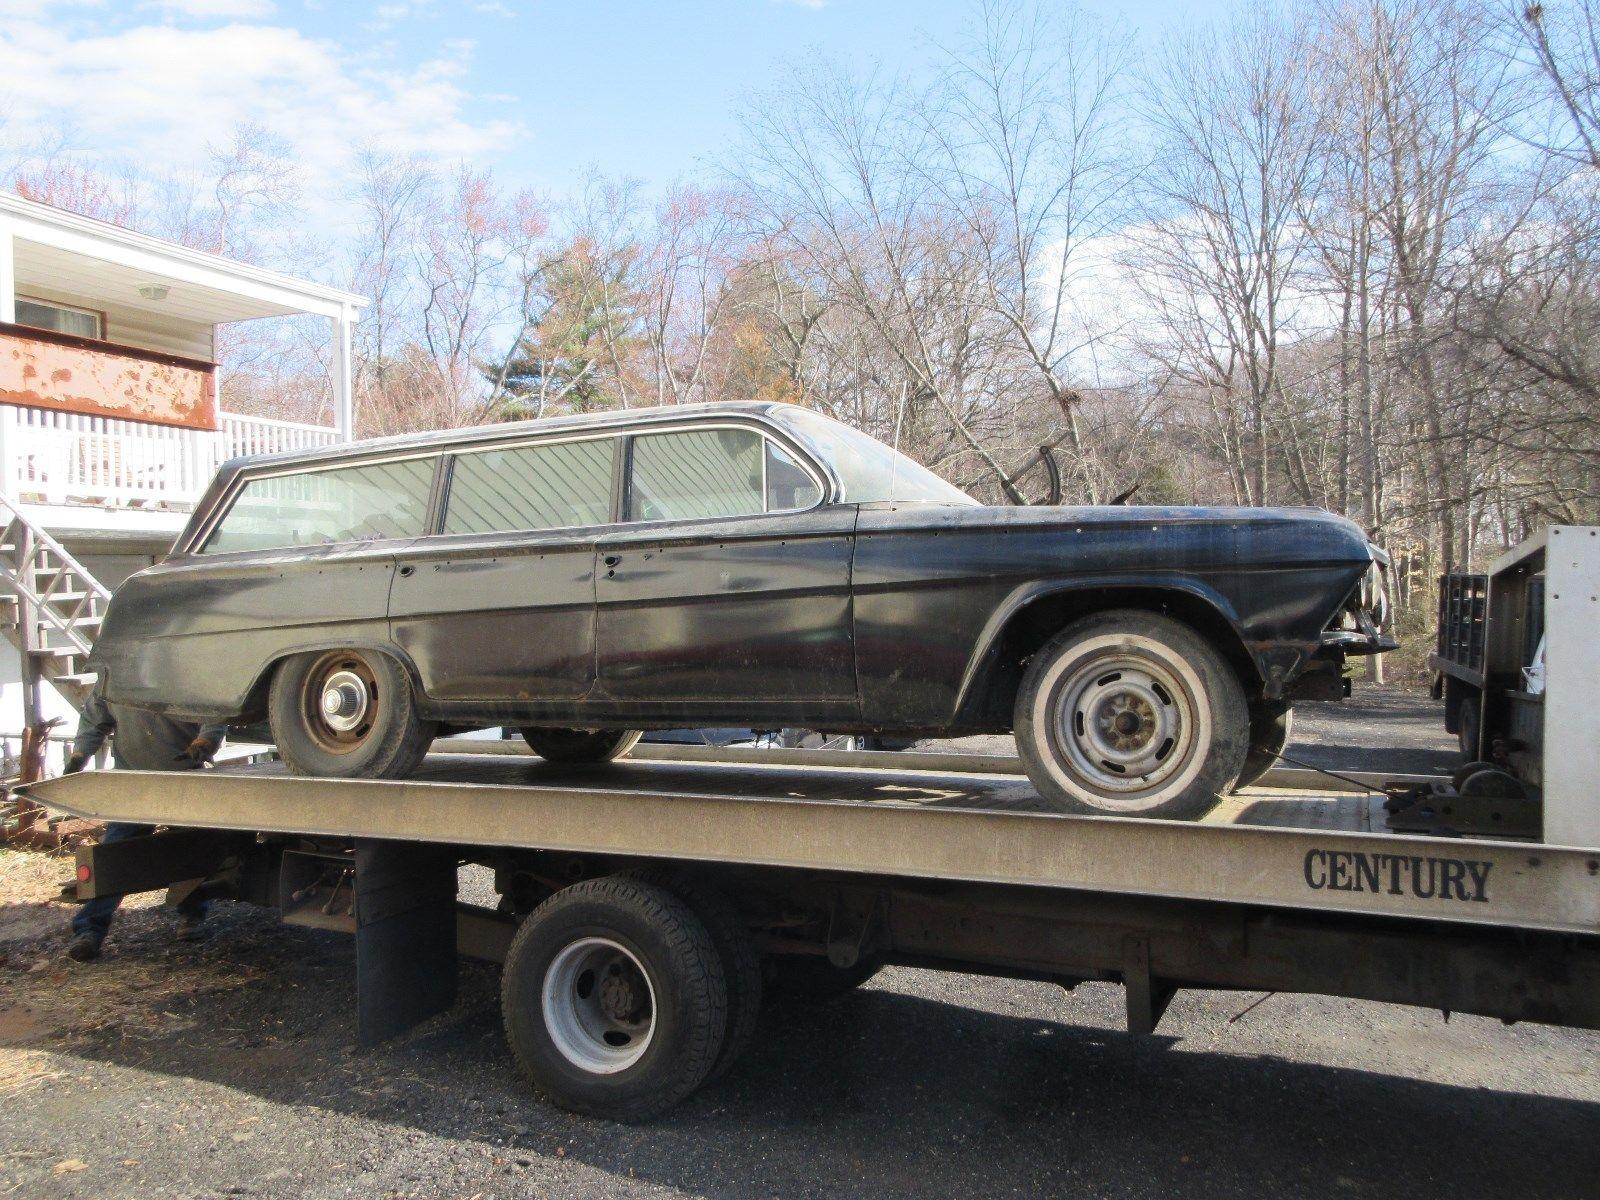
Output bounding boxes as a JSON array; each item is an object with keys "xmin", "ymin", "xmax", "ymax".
[
  {"xmin": 204, "ymin": 457, "xmax": 436, "ymax": 553},
  {"xmin": 444, "ymin": 437, "xmax": 616, "ymax": 535}
]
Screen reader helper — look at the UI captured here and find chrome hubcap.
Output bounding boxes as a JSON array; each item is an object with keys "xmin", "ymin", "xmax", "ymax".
[{"xmin": 319, "ymin": 670, "xmax": 370, "ymax": 732}]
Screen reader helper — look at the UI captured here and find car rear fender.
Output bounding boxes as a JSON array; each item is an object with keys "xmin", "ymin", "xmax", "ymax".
[
  {"xmin": 236, "ymin": 640, "xmax": 425, "ymax": 724},
  {"xmin": 949, "ymin": 579, "xmax": 1267, "ymax": 729}
]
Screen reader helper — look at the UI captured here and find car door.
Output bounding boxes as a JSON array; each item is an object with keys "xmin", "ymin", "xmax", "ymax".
[
  {"xmin": 594, "ymin": 422, "xmax": 858, "ymax": 722},
  {"xmin": 388, "ymin": 433, "xmax": 618, "ymax": 703}
]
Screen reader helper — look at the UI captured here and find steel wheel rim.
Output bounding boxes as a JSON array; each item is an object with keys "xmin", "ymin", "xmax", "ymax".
[
  {"xmin": 300, "ymin": 652, "xmax": 379, "ymax": 755},
  {"xmin": 1049, "ymin": 643, "xmax": 1203, "ymax": 807},
  {"xmin": 542, "ymin": 937, "xmax": 656, "ymax": 1074}
]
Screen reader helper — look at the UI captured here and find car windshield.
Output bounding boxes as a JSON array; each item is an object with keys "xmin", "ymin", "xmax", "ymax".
[{"xmin": 776, "ymin": 408, "xmax": 978, "ymax": 506}]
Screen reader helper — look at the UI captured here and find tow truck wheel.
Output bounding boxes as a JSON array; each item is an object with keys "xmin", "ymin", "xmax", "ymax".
[
  {"xmin": 268, "ymin": 649, "xmax": 436, "ymax": 779},
  {"xmin": 503, "ymin": 875, "xmax": 728, "ymax": 1122},
  {"xmin": 521, "ymin": 728, "xmax": 643, "ymax": 763},
  {"xmin": 1015, "ymin": 610, "xmax": 1249, "ymax": 820},
  {"xmin": 1235, "ymin": 701, "xmax": 1293, "ymax": 791},
  {"xmin": 622, "ymin": 868, "xmax": 761, "ymax": 1081}
]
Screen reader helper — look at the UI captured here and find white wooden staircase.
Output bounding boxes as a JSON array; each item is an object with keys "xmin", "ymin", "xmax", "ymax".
[{"xmin": 0, "ymin": 492, "xmax": 111, "ymax": 714}]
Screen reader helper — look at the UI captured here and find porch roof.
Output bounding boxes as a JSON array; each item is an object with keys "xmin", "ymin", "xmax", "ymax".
[{"xmin": 0, "ymin": 191, "xmax": 367, "ymax": 325}]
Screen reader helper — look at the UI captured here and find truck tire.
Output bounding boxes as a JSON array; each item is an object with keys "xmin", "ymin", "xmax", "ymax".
[
  {"xmin": 765, "ymin": 955, "xmax": 882, "ymax": 1001},
  {"xmin": 1014, "ymin": 609, "xmax": 1248, "ymax": 820},
  {"xmin": 1457, "ymin": 691, "xmax": 1481, "ymax": 762},
  {"xmin": 502, "ymin": 876, "xmax": 728, "ymax": 1121},
  {"xmin": 1235, "ymin": 701, "xmax": 1293, "ymax": 790},
  {"xmin": 268, "ymin": 649, "xmax": 435, "ymax": 779},
  {"xmin": 623, "ymin": 868, "xmax": 761, "ymax": 1080},
  {"xmin": 521, "ymin": 728, "xmax": 643, "ymax": 763}
]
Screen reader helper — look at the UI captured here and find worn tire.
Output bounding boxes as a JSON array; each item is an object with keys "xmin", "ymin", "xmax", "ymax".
[
  {"xmin": 765, "ymin": 955, "xmax": 882, "ymax": 1001},
  {"xmin": 502, "ymin": 876, "xmax": 728, "ymax": 1122},
  {"xmin": 1457, "ymin": 691, "xmax": 1482, "ymax": 762},
  {"xmin": 1235, "ymin": 701, "xmax": 1293, "ymax": 790},
  {"xmin": 268, "ymin": 649, "xmax": 435, "ymax": 779},
  {"xmin": 521, "ymin": 728, "xmax": 643, "ymax": 763},
  {"xmin": 1014, "ymin": 609, "xmax": 1248, "ymax": 820},
  {"xmin": 623, "ymin": 868, "xmax": 761, "ymax": 1080}
]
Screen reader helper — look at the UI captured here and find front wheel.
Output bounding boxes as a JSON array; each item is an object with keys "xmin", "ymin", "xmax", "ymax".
[
  {"xmin": 521, "ymin": 728, "xmax": 643, "ymax": 763},
  {"xmin": 268, "ymin": 649, "xmax": 435, "ymax": 778},
  {"xmin": 1014, "ymin": 610, "xmax": 1248, "ymax": 820},
  {"xmin": 1235, "ymin": 701, "xmax": 1293, "ymax": 790}
]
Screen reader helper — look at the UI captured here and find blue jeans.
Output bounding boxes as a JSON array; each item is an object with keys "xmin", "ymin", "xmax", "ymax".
[{"xmin": 72, "ymin": 822, "xmax": 208, "ymax": 939}]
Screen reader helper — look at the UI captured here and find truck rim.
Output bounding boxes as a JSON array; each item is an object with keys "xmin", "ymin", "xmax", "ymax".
[
  {"xmin": 542, "ymin": 937, "xmax": 657, "ymax": 1074},
  {"xmin": 1047, "ymin": 637, "xmax": 1205, "ymax": 809}
]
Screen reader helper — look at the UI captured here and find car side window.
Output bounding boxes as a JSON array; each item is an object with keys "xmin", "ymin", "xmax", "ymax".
[
  {"xmin": 629, "ymin": 428, "xmax": 765, "ymax": 521},
  {"xmin": 444, "ymin": 437, "xmax": 615, "ymax": 535},
  {"xmin": 203, "ymin": 457, "xmax": 436, "ymax": 554},
  {"xmin": 766, "ymin": 440, "xmax": 822, "ymax": 512},
  {"xmin": 628, "ymin": 427, "xmax": 820, "ymax": 522}
]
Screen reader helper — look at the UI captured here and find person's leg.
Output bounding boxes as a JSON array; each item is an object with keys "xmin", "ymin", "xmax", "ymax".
[{"xmin": 67, "ymin": 823, "xmax": 153, "ymax": 957}]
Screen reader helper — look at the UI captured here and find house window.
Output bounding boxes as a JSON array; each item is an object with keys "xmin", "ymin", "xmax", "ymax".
[{"xmin": 14, "ymin": 297, "xmax": 103, "ymax": 340}]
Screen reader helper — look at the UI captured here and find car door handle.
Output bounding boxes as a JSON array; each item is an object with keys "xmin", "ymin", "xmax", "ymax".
[{"xmin": 602, "ymin": 555, "xmax": 622, "ymax": 567}]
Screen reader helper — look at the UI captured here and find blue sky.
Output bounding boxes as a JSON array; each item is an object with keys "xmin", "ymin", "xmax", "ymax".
[{"xmin": 0, "ymin": 0, "xmax": 1233, "ymax": 209}]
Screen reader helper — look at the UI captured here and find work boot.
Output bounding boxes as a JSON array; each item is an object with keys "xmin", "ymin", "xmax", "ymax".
[
  {"xmin": 176, "ymin": 911, "xmax": 207, "ymax": 942},
  {"xmin": 66, "ymin": 931, "xmax": 103, "ymax": 962}
]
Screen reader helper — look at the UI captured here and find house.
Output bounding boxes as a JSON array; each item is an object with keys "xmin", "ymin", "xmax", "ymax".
[{"xmin": 0, "ymin": 190, "xmax": 366, "ymax": 770}]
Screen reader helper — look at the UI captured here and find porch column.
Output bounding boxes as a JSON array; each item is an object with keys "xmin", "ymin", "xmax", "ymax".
[
  {"xmin": 331, "ymin": 305, "xmax": 355, "ymax": 441},
  {"xmin": 0, "ymin": 216, "xmax": 15, "ymax": 324}
]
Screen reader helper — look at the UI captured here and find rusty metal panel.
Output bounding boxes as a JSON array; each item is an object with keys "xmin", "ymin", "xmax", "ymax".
[
  {"xmin": 26, "ymin": 756, "xmax": 1600, "ymax": 936},
  {"xmin": 0, "ymin": 324, "xmax": 217, "ymax": 430}
]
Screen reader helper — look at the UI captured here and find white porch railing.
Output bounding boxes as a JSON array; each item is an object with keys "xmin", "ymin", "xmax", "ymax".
[{"xmin": 0, "ymin": 404, "xmax": 339, "ymax": 508}]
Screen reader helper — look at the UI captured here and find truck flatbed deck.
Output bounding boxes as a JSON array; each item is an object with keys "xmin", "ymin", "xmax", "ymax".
[
  {"xmin": 22, "ymin": 747, "xmax": 1600, "ymax": 1120},
  {"xmin": 32, "ymin": 748, "xmax": 1598, "ymax": 935}
]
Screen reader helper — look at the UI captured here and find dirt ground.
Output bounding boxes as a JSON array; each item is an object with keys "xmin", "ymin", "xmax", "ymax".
[{"xmin": 3, "ymin": 687, "xmax": 1597, "ymax": 1200}]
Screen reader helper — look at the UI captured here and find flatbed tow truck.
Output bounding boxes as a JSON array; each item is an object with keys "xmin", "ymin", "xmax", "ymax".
[
  {"xmin": 20, "ymin": 742, "xmax": 1600, "ymax": 1120},
  {"xmin": 16, "ymin": 528, "xmax": 1600, "ymax": 1121}
]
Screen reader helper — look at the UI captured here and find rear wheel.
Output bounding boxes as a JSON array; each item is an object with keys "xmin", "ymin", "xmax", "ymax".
[
  {"xmin": 268, "ymin": 649, "xmax": 435, "ymax": 778},
  {"xmin": 521, "ymin": 728, "xmax": 643, "ymax": 763},
  {"xmin": 1014, "ymin": 610, "xmax": 1248, "ymax": 820},
  {"xmin": 502, "ymin": 876, "xmax": 728, "ymax": 1121}
]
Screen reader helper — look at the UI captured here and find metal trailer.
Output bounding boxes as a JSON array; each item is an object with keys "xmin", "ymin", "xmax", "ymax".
[
  {"xmin": 22, "ymin": 742, "xmax": 1600, "ymax": 1122},
  {"xmin": 1428, "ymin": 526, "xmax": 1599, "ymax": 846}
]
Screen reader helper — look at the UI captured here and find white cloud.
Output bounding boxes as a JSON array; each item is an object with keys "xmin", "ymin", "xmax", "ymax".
[
  {"xmin": 775, "ymin": 0, "xmax": 828, "ymax": 9},
  {"xmin": 0, "ymin": 16, "xmax": 520, "ymax": 217},
  {"xmin": 142, "ymin": 0, "xmax": 276, "ymax": 18}
]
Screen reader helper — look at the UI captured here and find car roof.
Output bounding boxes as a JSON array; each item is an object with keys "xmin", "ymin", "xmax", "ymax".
[{"xmin": 226, "ymin": 401, "xmax": 802, "ymax": 474}]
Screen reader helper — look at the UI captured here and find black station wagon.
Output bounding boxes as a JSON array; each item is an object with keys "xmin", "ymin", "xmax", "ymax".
[{"xmin": 91, "ymin": 402, "xmax": 1392, "ymax": 820}]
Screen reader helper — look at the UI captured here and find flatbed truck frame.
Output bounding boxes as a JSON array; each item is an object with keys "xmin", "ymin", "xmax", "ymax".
[{"xmin": 24, "ymin": 744, "xmax": 1600, "ymax": 1121}]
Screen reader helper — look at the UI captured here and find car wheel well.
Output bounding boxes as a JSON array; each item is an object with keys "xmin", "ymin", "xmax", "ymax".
[
  {"xmin": 239, "ymin": 645, "xmax": 419, "ymax": 724},
  {"xmin": 959, "ymin": 587, "xmax": 1263, "ymax": 729}
]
